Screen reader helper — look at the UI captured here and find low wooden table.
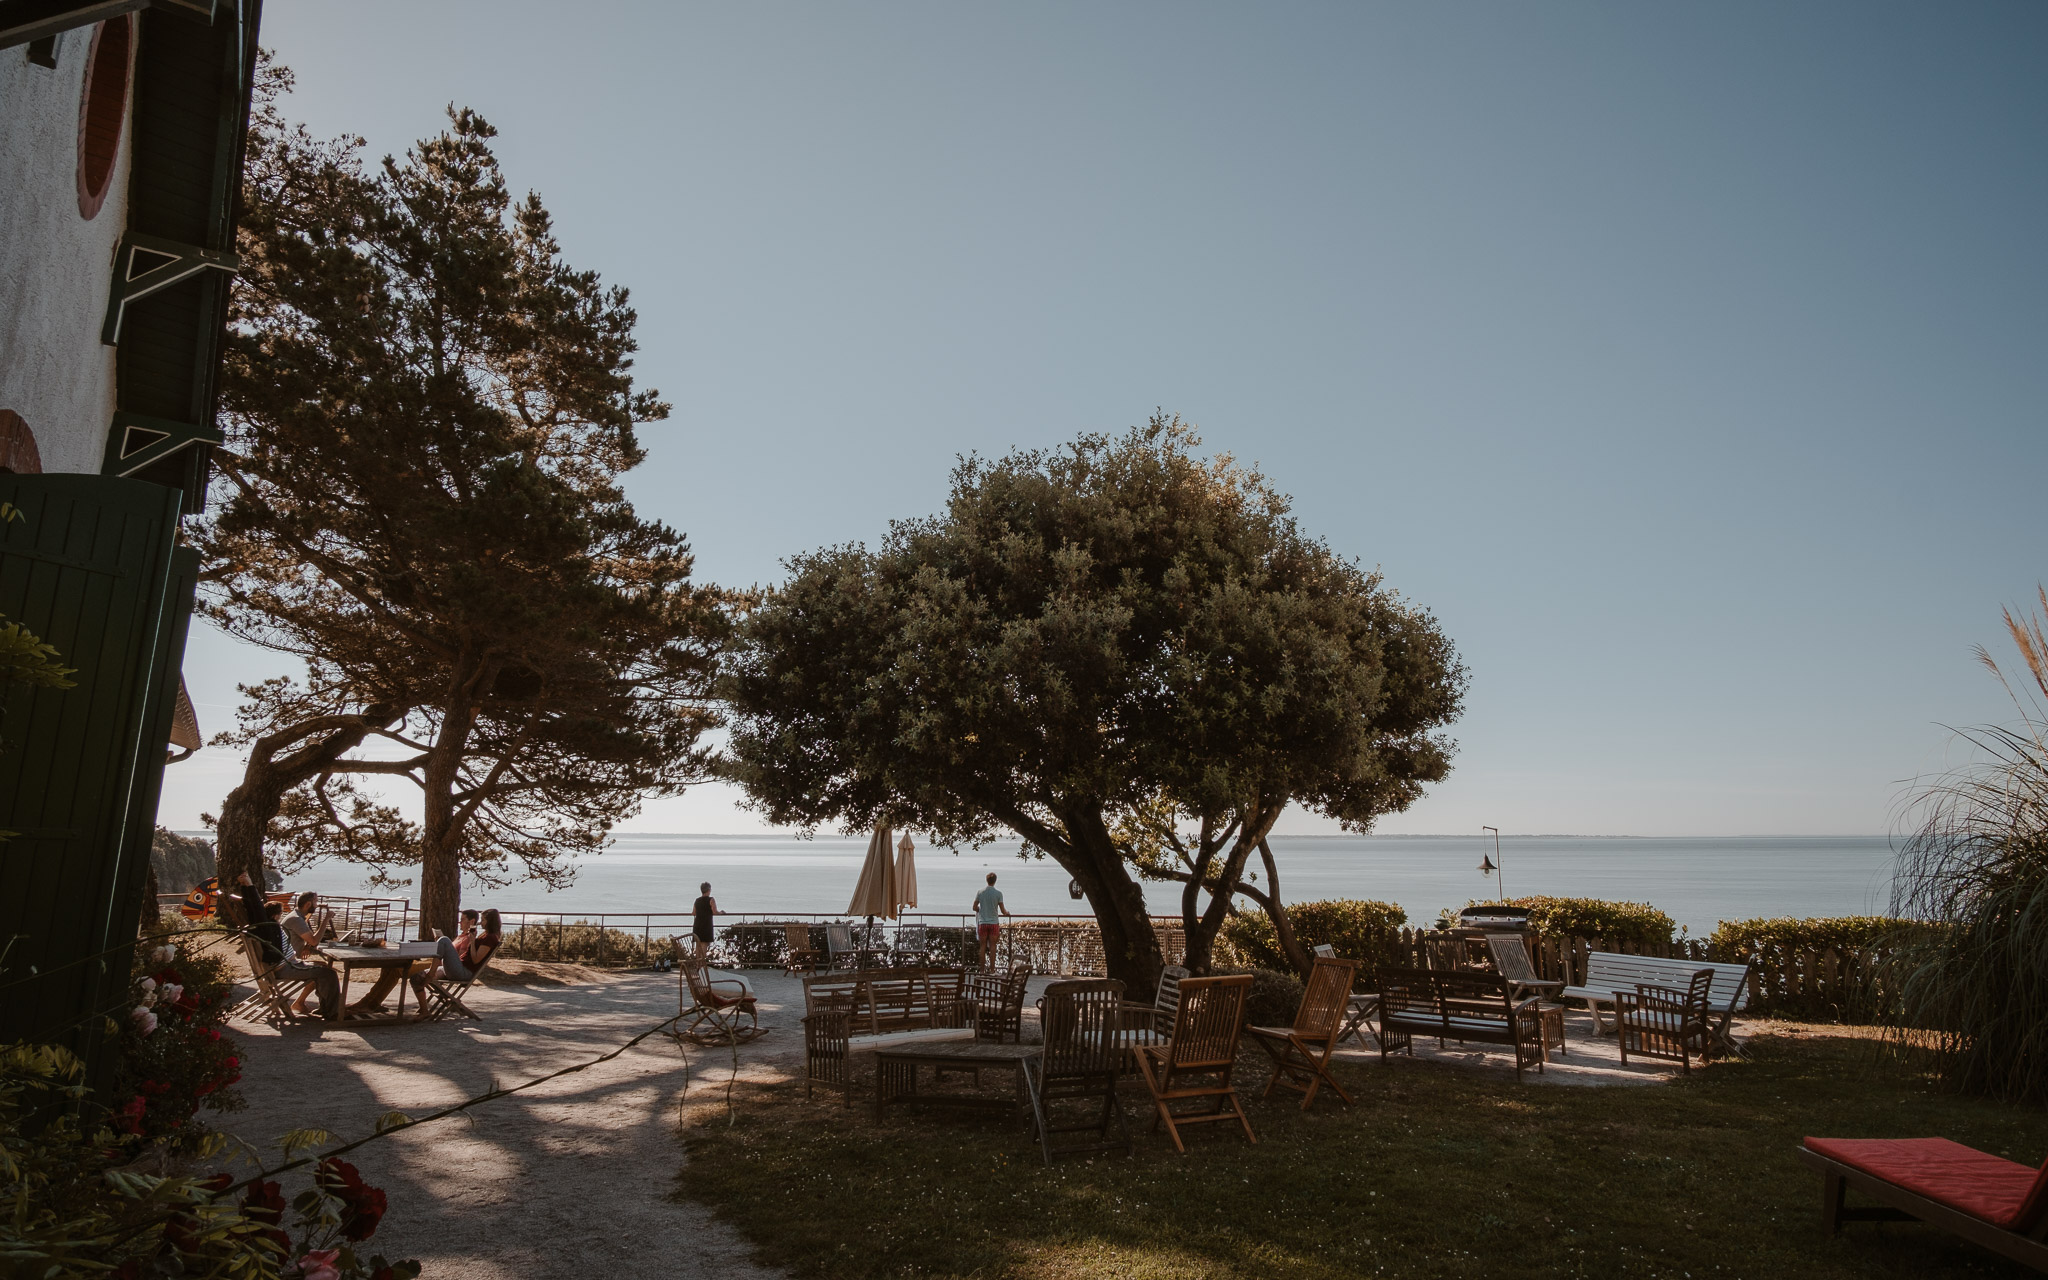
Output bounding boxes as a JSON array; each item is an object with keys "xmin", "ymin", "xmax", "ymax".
[
  {"xmin": 320, "ymin": 941, "xmax": 439, "ymax": 1024},
  {"xmin": 873, "ymin": 1041, "xmax": 1039, "ymax": 1120}
]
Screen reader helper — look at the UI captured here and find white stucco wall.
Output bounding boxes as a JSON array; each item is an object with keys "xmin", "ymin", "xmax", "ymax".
[{"xmin": 0, "ymin": 28, "xmax": 131, "ymax": 476}]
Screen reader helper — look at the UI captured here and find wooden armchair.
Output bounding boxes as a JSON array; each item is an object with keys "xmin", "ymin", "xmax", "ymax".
[
  {"xmin": 1614, "ymin": 969, "xmax": 1713, "ymax": 1072},
  {"xmin": 1023, "ymin": 979, "xmax": 1132, "ymax": 1163},
  {"xmin": 1312, "ymin": 944, "xmax": 1379, "ymax": 1048},
  {"xmin": 966, "ymin": 964, "xmax": 1030, "ymax": 1042},
  {"xmin": 889, "ymin": 923, "xmax": 930, "ymax": 967},
  {"xmin": 675, "ymin": 942, "xmax": 764, "ymax": 1043},
  {"xmin": 1133, "ymin": 973, "xmax": 1257, "ymax": 1153},
  {"xmin": 1247, "ymin": 955, "xmax": 1357, "ymax": 1109}
]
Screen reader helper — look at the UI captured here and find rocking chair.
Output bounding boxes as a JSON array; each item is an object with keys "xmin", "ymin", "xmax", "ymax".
[{"xmin": 675, "ymin": 944, "xmax": 766, "ymax": 1043}]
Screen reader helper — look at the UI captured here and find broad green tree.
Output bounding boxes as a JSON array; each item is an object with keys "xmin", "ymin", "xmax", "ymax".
[
  {"xmin": 202, "ymin": 65, "xmax": 726, "ymax": 932},
  {"xmin": 723, "ymin": 417, "xmax": 1465, "ymax": 988}
]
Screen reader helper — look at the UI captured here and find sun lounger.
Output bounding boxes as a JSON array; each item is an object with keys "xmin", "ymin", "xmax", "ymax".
[{"xmin": 1799, "ymin": 1136, "xmax": 2048, "ymax": 1271}]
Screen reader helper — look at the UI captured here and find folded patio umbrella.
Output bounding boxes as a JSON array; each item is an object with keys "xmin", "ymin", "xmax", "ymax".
[
  {"xmin": 846, "ymin": 825, "xmax": 900, "ymax": 919},
  {"xmin": 894, "ymin": 831, "xmax": 918, "ymax": 913}
]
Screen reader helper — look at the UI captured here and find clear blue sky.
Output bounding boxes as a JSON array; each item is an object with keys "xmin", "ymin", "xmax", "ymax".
[{"xmin": 164, "ymin": 1, "xmax": 2048, "ymax": 838}]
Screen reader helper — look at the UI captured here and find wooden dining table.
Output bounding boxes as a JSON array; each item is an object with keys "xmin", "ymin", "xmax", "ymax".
[{"xmin": 318, "ymin": 940, "xmax": 440, "ymax": 1024}]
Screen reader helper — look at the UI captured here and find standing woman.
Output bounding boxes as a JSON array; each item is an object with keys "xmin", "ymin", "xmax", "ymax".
[{"xmin": 692, "ymin": 882, "xmax": 718, "ymax": 961}]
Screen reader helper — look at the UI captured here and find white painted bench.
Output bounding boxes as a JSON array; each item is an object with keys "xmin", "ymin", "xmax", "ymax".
[{"xmin": 1560, "ymin": 952, "xmax": 1751, "ymax": 1049}]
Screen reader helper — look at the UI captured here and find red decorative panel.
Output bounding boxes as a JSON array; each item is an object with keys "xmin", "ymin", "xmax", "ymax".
[
  {"xmin": 0, "ymin": 412, "xmax": 43, "ymax": 475},
  {"xmin": 76, "ymin": 16, "xmax": 133, "ymax": 220}
]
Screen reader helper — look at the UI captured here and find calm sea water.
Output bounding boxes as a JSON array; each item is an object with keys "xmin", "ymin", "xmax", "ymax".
[{"xmin": 256, "ymin": 832, "xmax": 1903, "ymax": 936}]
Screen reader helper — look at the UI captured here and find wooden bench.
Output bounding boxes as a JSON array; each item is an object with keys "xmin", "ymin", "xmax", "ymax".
[
  {"xmin": 1559, "ymin": 952, "xmax": 1751, "ymax": 1051},
  {"xmin": 802, "ymin": 967, "xmax": 972, "ymax": 1102},
  {"xmin": 1377, "ymin": 968, "xmax": 1546, "ymax": 1081}
]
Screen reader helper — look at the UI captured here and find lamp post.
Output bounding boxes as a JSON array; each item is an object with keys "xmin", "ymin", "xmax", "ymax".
[{"xmin": 1479, "ymin": 825, "xmax": 1504, "ymax": 901}]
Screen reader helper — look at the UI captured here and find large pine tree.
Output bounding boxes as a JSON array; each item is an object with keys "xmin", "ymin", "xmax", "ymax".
[{"xmin": 203, "ymin": 65, "xmax": 726, "ymax": 932}]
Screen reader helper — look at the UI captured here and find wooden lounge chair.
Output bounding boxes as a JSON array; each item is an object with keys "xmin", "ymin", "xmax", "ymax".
[
  {"xmin": 1247, "ymin": 955, "xmax": 1357, "ymax": 1109},
  {"xmin": 675, "ymin": 946, "xmax": 764, "ymax": 1043},
  {"xmin": 418, "ymin": 947, "xmax": 494, "ymax": 1022},
  {"xmin": 782, "ymin": 923, "xmax": 824, "ymax": 974},
  {"xmin": 1483, "ymin": 933, "xmax": 1564, "ymax": 1000},
  {"xmin": 1313, "ymin": 944, "xmax": 1380, "ymax": 1049},
  {"xmin": 1118, "ymin": 964, "xmax": 1187, "ymax": 1047},
  {"xmin": 1799, "ymin": 1137, "xmax": 2048, "ymax": 1272},
  {"xmin": 229, "ymin": 935, "xmax": 311, "ymax": 1027},
  {"xmin": 1133, "ymin": 973, "xmax": 1257, "ymax": 1153},
  {"xmin": 1023, "ymin": 979, "xmax": 1132, "ymax": 1163},
  {"xmin": 1613, "ymin": 969, "xmax": 1714, "ymax": 1072}
]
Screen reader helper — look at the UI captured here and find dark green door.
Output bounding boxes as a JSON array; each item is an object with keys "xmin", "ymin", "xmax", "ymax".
[{"xmin": 0, "ymin": 473, "xmax": 186, "ymax": 1066}]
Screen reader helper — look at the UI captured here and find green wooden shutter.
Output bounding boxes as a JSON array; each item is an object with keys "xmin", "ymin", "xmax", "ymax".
[{"xmin": 0, "ymin": 473, "xmax": 185, "ymax": 1068}]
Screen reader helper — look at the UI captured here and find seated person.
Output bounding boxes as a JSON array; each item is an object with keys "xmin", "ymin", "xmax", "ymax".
[
  {"xmin": 234, "ymin": 872, "xmax": 340, "ymax": 1020},
  {"xmin": 347, "ymin": 909, "xmax": 499, "ymax": 1018}
]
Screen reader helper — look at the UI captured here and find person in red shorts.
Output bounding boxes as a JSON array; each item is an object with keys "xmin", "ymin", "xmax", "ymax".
[{"xmin": 971, "ymin": 872, "xmax": 1011, "ymax": 969}]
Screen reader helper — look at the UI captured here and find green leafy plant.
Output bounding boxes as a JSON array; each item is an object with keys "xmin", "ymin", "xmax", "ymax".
[
  {"xmin": 1218, "ymin": 899, "xmax": 1406, "ymax": 974},
  {"xmin": 0, "ymin": 1043, "xmax": 419, "ymax": 1279},
  {"xmin": 1458, "ymin": 896, "xmax": 1677, "ymax": 947},
  {"xmin": 1888, "ymin": 587, "xmax": 2048, "ymax": 1101},
  {"xmin": 1215, "ymin": 967, "xmax": 1304, "ymax": 1028},
  {"xmin": 1708, "ymin": 916, "xmax": 1922, "ymax": 960}
]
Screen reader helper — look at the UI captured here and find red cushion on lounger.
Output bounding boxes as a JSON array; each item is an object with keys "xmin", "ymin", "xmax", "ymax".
[{"xmin": 1804, "ymin": 1137, "xmax": 2048, "ymax": 1229}]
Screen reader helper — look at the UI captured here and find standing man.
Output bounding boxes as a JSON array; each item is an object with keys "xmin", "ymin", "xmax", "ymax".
[
  {"xmin": 691, "ymin": 882, "xmax": 719, "ymax": 961},
  {"xmin": 971, "ymin": 872, "xmax": 1011, "ymax": 970}
]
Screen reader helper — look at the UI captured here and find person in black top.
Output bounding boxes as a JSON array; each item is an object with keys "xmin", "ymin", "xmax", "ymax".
[
  {"xmin": 691, "ymin": 882, "xmax": 718, "ymax": 961},
  {"xmin": 234, "ymin": 870, "xmax": 341, "ymax": 1020}
]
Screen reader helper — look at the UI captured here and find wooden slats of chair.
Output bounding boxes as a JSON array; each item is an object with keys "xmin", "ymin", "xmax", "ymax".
[
  {"xmin": 229, "ymin": 935, "xmax": 310, "ymax": 1027},
  {"xmin": 1615, "ymin": 968, "xmax": 1713, "ymax": 1072},
  {"xmin": 1025, "ymin": 979, "xmax": 1132, "ymax": 1163},
  {"xmin": 1247, "ymin": 956, "xmax": 1357, "ymax": 1109},
  {"xmin": 1134, "ymin": 973, "xmax": 1257, "ymax": 1153}
]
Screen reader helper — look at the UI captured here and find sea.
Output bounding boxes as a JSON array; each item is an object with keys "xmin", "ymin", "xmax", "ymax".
[{"xmin": 236, "ymin": 832, "xmax": 1905, "ymax": 937}]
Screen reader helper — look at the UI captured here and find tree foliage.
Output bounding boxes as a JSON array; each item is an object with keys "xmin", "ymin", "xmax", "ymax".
[
  {"xmin": 202, "ymin": 62, "xmax": 726, "ymax": 930},
  {"xmin": 723, "ymin": 416, "xmax": 1464, "ymax": 986}
]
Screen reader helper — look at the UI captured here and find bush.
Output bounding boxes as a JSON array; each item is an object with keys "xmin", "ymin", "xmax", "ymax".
[
  {"xmin": 1218, "ymin": 900, "xmax": 1407, "ymax": 973},
  {"xmin": 1216, "ymin": 968, "xmax": 1304, "ymax": 1027},
  {"xmin": 1, "ymin": 1042, "xmax": 418, "ymax": 1279},
  {"xmin": 1708, "ymin": 916, "xmax": 1924, "ymax": 961},
  {"xmin": 499, "ymin": 921, "xmax": 664, "ymax": 966},
  {"xmin": 1459, "ymin": 897, "xmax": 1676, "ymax": 947},
  {"xmin": 111, "ymin": 931, "xmax": 245, "ymax": 1145}
]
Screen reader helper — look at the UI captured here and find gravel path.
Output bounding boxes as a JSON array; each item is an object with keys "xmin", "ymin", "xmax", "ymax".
[{"xmin": 223, "ymin": 961, "xmax": 788, "ymax": 1280}]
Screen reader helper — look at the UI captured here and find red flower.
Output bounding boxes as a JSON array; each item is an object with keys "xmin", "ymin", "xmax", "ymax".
[
  {"xmin": 139, "ymin": 1079, "xmax": 170, "ymax": 1096},
  {"xmin": 205, "ymin": 1027, "xmax": 221, "ymax": 1041},
  {"xmin": 242, "ymin": 1178, "xmax": 291, "ymax": 1255},
  {"xmin": 196, "ymin": 1173, "xmax": 234, "ymax": 1194},
  {"xmin": 116, "ymin": 1096, "xmax": 147, "ymax": 1134},
  {"xmin": 315, "ymin": 1158, "xmax": 387, "ymax": 1241},
  {"xmin": 162, "ymin": 1211, "xmax": 202, "ymax": 1254}
]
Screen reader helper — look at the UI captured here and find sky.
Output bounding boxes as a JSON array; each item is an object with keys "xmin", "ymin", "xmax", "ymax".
[{"xmin": 162, "ymin": 1, "xmax": 2048, "ymax": 839}]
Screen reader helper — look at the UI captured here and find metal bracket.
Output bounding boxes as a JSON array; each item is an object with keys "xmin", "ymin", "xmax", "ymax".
[
  {"xmin": 101, "ymin": 232, "xmax": 239, "ymax": 346},
  {"xmin": 102, "ymin": 411, "xmax": 221, "ymax": 478}
]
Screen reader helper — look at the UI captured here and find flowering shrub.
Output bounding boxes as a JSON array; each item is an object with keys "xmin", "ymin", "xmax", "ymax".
[
  {"xmin": 0, "ymin": 1043, "xmax": 421, "ymax": 1279},
  {"xmin": 111, "ymin": 931, "xmax": 247, "ymax": 1144}
]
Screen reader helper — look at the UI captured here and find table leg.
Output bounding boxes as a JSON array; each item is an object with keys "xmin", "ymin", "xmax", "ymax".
[{"xmin": 335, "ymin": 965, "xmax": 353, "ymax": 1020}]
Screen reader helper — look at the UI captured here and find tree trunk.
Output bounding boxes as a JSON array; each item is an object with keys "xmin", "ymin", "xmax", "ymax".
[
  {"xmin": 1052, "ymin": 806, "xmax": 1165, "ymax": 995},
  {"xmin": 212, "ymin": 711, "xmax": 398, "ymax": 900},
  {"xmin": 1179, "ymin": 801, "xmax": 1285, "ymax": 975},
  {"xmin": 417, "ymin": 666, "xmax": 483, "ymax": 940},
  {"xmin": 1259, "ymin": 836, "xmax": 1313, "ymax": 977}
]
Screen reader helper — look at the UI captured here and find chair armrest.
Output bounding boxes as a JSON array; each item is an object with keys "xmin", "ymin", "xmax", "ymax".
[{"xmin": 706, "ymin": 979, "xmax": 751, "ymax": 999}]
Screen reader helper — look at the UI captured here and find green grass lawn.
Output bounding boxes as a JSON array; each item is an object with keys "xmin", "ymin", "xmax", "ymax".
[{"xmin": 675, "ymin": 1027, "xmax": 2047, "ymax": 1279}]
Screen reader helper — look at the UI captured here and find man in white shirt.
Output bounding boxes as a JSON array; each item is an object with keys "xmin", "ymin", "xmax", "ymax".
[{"xmin": 278, "ymin": 892, "xmax": 340, "ymax": 1019}]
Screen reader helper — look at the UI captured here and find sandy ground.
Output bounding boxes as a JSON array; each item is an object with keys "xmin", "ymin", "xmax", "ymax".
[{"xmin": 222, "ymin": 960, "xmax": 1713, "ymax": 1277}]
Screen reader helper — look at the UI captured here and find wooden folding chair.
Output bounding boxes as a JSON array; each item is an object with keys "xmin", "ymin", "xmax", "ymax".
[
  {"xmin": 1313, "ymin": 944, "xmax": 1380, "ymax": 1049},
  {"xmin": 1247, "ymin": 955, "xmax": 1358, "ymax": 1109},
  {"xmin": 1118, "ymin": 964, "xmax": 1187, "ymax": 1047},
  {"xmin": 782, "ymin": 923, "xmax": 824, "ymax": 973},
  {"xmin": 1133, "ymin": 973, "xmax": 1257, "ymax": 1153},
  {"xmin": 418, "ymin": 949, "xmax": 493, "ymax": 1022},
  {"xmin": 228, "ymin": 935, "xmax": 312, "ymax": 1027},
  {"xmin": 1023, "ymin": 979, "xmax": 1132, "ymax": 1163},
  {"xmin": 1483, "ymin": 932, "xmax": 1564, "ymax": 1000}
]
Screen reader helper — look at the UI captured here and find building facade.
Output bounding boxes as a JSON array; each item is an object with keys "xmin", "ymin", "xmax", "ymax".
[{"xmin": 0, "ymin": 0, "xmax": 261, "ymax": 1064}]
